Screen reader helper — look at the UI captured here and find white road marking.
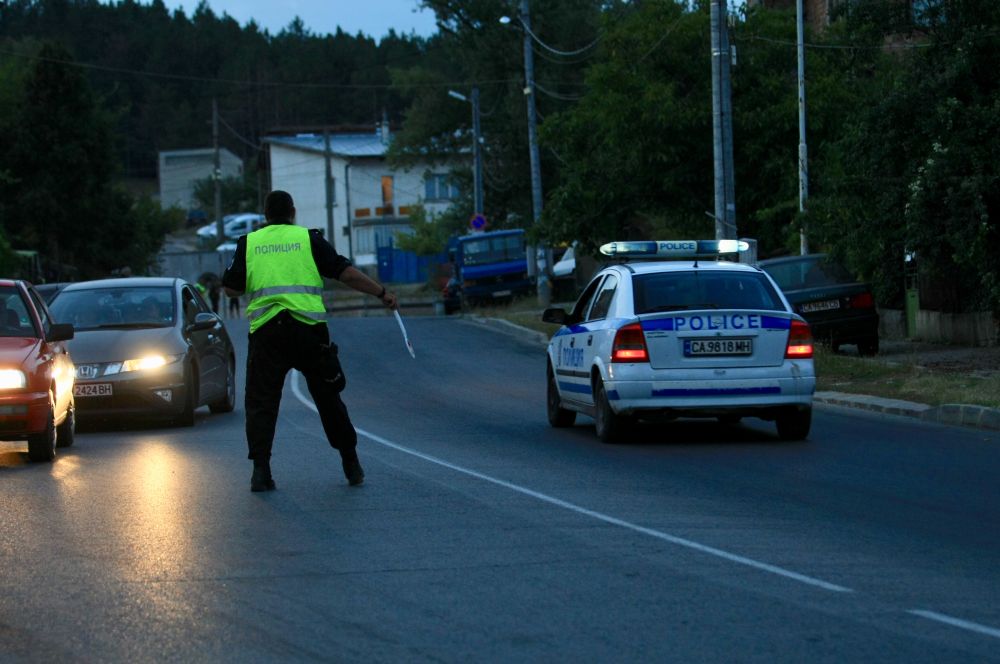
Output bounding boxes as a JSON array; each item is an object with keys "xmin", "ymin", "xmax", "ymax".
[
  {"xmin": 909, "ymin": 610, "xmax": 1000, "ymax": 640},
  {"xmin": 291, "ymin": 372, "xmax": 851, "ymax": 594}
]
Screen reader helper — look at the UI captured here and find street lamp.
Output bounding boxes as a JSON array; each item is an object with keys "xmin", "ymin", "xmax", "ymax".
[
  {"xmin": 500, "ymin": 1, "xmax": 550, "ymax": 306},
  {"xmin": 448, "ymin": 88, "xmax": 484, "ymax": 218}
]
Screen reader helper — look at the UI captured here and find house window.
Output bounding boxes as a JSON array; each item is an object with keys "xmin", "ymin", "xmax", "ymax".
[
  {"xmin": 381, "ymin": 176, "xmax": 394, "ymax": 206},
  {"xmin": 424, "ymin": 174, "xmax": 461, "ymax": 201}
]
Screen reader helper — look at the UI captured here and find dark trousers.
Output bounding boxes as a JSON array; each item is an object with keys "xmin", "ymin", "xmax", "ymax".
[{"xmin": 245, "ymin": 311, "xmax": 358, "ymax": 461}]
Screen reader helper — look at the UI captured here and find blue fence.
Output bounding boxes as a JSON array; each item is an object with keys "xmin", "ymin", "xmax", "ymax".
[{"xmin": 377, "ymin": 245, "xmax": 448, "ymax": 284}]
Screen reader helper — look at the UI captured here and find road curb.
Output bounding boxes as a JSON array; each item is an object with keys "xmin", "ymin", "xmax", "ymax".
[
  {"xmin": 474, "ymin": 316, "xmax": 1000, "ymax": 433},
  {"xmin": 805, "ymin": 393, "xmax": 1000, "ymax": 431}
]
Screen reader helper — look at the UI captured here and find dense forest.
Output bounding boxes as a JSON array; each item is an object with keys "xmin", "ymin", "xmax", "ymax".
[{"xmin": 1, "ymin": 0, "xmax": 998, "ymax": 315}]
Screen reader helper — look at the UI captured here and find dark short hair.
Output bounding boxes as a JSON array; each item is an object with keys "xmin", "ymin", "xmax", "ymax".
[{"xmin": 264, "ymin": 190, "xmax": 295, "ymax": 221}]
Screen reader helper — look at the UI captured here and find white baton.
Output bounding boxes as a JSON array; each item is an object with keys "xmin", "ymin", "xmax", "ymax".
[{"xmin": 394, "ymin": 310, "xmax": 415, "ymax": 359}]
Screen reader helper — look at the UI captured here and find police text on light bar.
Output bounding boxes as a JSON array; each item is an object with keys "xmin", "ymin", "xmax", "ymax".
[{"xmin": 599, "ymin": 240, "xmax": 750, "ymax": 258}]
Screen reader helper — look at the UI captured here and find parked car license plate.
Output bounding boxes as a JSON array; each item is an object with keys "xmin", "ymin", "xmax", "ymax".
[
  {"xmin": 684, "ymin": 339, "xmax": 753, "ymax": 356},
  {"xmin": 74, "ymin": 383, "xmax": 113, "ymax": 397},
  {"xmin": 492, "ymin": 290, "xmax": 512, "ymax": 297},
  {"xmin": 801, "ymin": 299, "xmax": 840, "ymax": 313}
]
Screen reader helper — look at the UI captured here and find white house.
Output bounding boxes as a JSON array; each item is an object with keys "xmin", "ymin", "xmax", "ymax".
[
  {"xmin": 158, "ymin": 147, "xmax": 243, "ymax": 211},
  {"xmin": 264, "ymin": 124, "xmax": 461, "ymax": 268}
]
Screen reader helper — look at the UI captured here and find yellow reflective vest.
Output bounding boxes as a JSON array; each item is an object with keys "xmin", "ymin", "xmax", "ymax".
[{"xmin": 245, "ymin": 224, "xmax": 326, "ymax": 333}]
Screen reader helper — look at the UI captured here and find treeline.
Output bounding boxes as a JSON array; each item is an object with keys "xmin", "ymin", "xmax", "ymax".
[
  {"xmin": 0, "ymin": 0, "xmax": 430, "ymax": 278},
  {"xmin": 392, "ymin": 0, "xmax": 1000, "ymax": 315},
  {"xmin": 1, "ymin": 0, "xmax": 998, "ymax": 314}
]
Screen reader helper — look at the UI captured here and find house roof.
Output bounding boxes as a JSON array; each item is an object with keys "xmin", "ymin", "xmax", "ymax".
[
  {"xmin": 265, "ymin": 132, "xmax": 389, "ymax": 159},
  {"xmin": 159, "ymin": 147, "xmax": 239, "ymax": 160}
]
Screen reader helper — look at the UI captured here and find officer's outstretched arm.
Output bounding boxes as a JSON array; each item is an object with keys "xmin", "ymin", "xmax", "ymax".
[{"xmin": 339, "ymin": 266, "xmax": 398, "ymax": 310}]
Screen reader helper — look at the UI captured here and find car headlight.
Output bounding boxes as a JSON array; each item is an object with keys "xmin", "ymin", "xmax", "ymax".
[
  {"xmin": 0, "ymin": 369, "xmax": 27, "ymax": 389},
  {"xmin": 118, "ymin": 354, "xmax": 183, "ymax": 374}
]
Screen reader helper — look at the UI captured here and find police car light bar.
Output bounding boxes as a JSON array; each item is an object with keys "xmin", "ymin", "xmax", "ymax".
[{"xmin": 599, "ymin": 240, "xmax": 750, "ymax": 258}]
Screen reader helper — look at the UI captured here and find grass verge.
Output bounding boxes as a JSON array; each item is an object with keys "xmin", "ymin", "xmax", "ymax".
[{"xmin": 813, "ymin": 348, "xmax": 1000, "ymax": 408}]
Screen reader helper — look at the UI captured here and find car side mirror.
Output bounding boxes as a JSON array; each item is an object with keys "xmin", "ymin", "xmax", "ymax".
[
  {"xmin": 186, "ymin": 312, "xmax": 217, "ymax": 333},
  {"xmin": 46, "ymin": 323, "xmax": 74, "ymax": 342},
  {"xmin": 542, "ymin": 307, "xmax": 568, "ymax": 325}
]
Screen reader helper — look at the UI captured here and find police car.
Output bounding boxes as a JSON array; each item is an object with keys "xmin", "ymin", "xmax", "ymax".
[{"xmin": 542, "ymin": 240, "xmax": 816, "ymax": 443}]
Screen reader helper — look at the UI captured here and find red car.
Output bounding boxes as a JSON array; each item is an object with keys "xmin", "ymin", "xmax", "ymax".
[{"xmin": 0, "ymin": 279, "xmax": 76, "ymax": 461}]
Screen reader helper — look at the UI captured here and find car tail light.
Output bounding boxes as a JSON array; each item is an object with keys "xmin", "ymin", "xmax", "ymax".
[
  {"xmin": 849, "ymin": 292, "xmax": 875, "ymax": 309},
  {"xmin": 612, "ymin": 323, "xmax": 649, "ymax": 362},
  {"xmin": 785, "ymin": 320, "xmax": 814, "ymax": 359}
]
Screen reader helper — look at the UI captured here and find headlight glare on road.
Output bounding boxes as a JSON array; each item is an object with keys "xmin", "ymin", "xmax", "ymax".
[{"xmin": 0, "ymin": 369, "xmax": 27, "ymax": 389}]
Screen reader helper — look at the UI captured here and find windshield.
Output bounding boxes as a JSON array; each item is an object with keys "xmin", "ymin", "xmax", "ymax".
[
  {"xmin": 633, "ymin": 271, "xmax": 785, "ymax": 314},
  {"xmin": 461, "ymin": 234, "xmax": 524, "ymax": 267},
  {"xmin": 0, "ymin": 286, "xmax": 37, "ymax": 338},
  {"xmin": 49, "ymin": 286, "xmax": 176, "ymax": 331}
]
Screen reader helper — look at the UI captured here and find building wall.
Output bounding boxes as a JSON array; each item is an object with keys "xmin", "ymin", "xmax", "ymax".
[
  {"xmin": 158, "ymin": 149, "xmax": 242, "ymax": 211},
  {"xmin": 268, "ymin": 143, "xmax": 460, "ymax": 267}
]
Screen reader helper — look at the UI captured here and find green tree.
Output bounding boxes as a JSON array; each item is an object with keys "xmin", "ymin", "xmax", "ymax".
[
  {"xmin": 0, "ymin": 42, "xmax": 173, "ymax": 277},
  {"xmin": 811, "ymin": 0, "xmax": 1000, "ymax": 313}
]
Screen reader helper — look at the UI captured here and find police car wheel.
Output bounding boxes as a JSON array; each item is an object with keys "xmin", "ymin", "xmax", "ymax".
[
  {"xmin": 547, "ymin": 366, "xmax": 576, "ymax": 428},
  {"xmin": 776, "ymin": 407, "xmax": 811, "ymax": 441},
  {"xmin": 594, "ymin": 380, "xmax": 630, "ymax": 444}
]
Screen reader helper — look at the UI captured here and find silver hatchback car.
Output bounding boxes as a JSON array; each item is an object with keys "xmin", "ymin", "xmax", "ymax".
[{"xmin": 48, "ymin": 277, "xmax": 236, "ymax": 426}]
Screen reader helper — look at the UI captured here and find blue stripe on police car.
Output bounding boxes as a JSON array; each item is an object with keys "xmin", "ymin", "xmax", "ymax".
[{"xmin": 641, "ymin": 314, "xmax": 791, "ymax": 333}]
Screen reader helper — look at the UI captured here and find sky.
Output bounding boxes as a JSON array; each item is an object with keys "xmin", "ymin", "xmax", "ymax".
[{"xmin": 156, "ymin": 0, "xmax": 439, "ymax": 41}]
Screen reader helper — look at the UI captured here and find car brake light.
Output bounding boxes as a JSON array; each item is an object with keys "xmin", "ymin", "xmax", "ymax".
[
  {"xmin": 612, "ymin": 323, "xmax": 649, "ymax": 362},
  {"xmin": 850, "ymin": 292, "xmax": 875, "ymax": 309},
  {"xmin": 785, "ymin": 320, "xmax": 814, "ymax": 359}
]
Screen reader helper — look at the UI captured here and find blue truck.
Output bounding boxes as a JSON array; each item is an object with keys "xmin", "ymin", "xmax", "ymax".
[{"xmin": 443, "ymin": 229, "xmax": 533, "ymax": 313}]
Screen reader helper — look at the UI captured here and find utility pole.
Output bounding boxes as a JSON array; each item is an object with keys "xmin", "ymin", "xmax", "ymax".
[
  {"xmin": 520, "ymin": 0, "xmax": 550, "ymax": 305},
  {"xmin": 710, "ymin": 0, "xmax": 737, "ymax": 240},
  {"xmin": 797, "ymin": 0, "xmax": 810, "ymax": 254},
  {"xmin": 448, "ymin": 88, "xmax": 485, "ymax": 217},
  {"xmin": 472, "ymin": 86, "xmax": 484, "ymax": 216},
  {"xmin": 213, "ymin": 98, "xmax": 223, "ymax": 244},
  {"xmin": 324, "ymin": 129, "xmax": 335, "ymax": 244}
]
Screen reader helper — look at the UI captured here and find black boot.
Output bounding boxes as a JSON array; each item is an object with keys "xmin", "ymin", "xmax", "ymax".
[
  {"xmin": 250, "ymin": 460, "xmax": 276, "ymax": 492},
  {"xmin": 342, "ymin": 455, "xmax": 365, "ymax": 486}
]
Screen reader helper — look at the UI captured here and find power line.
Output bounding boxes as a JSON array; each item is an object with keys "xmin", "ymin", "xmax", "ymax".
[{"xmin": 0, "ymin": 47, "xmax": 520, "ymax": 91}]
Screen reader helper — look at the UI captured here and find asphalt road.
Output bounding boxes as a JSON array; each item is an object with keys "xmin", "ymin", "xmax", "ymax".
[{"xmin": 1, "ymin": 316, "xmax": 999, "ymax": 662}]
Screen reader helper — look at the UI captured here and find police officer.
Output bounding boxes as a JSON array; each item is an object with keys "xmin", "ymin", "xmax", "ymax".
[{"xmin": 222, "ymin": 190, "xmax": 397, "ymax": 492}]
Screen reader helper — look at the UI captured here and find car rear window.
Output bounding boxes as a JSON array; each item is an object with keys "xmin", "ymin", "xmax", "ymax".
[
  {"xmin": 762, "ymin": 257, "xmax": 856, "ymax": 290},
  {"xmin": 632, "ymin": 271, "xmax": 785, "ymax": 314}
]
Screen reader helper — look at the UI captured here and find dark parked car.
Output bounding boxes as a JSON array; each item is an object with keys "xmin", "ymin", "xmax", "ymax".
[
  {"xmin": 48, "ymin": 277, "xmax": 236, "ymax": 425},
  {"xmin": 759, "ymin": 254, "xmax": 879, "ymax": 356}
]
